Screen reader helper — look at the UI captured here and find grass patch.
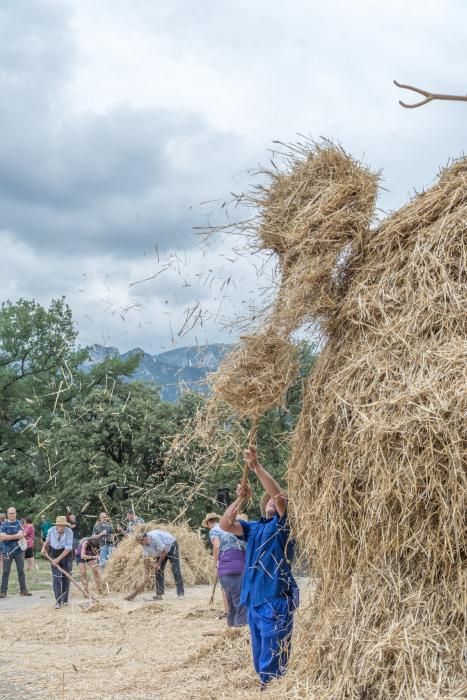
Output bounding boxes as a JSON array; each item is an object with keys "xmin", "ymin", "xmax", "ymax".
[{"xmin": 3, "ymin": 558, "xmax": 51, "ymax": 595}]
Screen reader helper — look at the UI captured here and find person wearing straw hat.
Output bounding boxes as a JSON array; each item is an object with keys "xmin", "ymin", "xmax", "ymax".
[
  {"xmin": 0, "ymin": 506, "xmax": 31, "ymax": 598},
  {"xmin": 202, "ymin": 512, "xmax": 229, "ymax": 619},
  {"xmin": 220, "ymin": 446, "xmax": 298, "ymax": 689},
  {"xmin": 217, "ymin": 514, "xmax": 248, "ymax": 627},
  {"xmin": 41, "ymin": 515, "xmax": 74, "ymax": 609}
]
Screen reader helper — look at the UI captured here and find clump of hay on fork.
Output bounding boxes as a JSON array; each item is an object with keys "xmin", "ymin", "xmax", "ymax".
[
  {"xmin": 253, "ymin": 140, "xmax": 379, "ymax": 330},
  {"xmin": 210, "ymin": 330, "xmax": 299, "ymax": 418},
  {"xmin": 284, "ymin": 155, "xmax": 467, "ymax": 699},
  {"xmin": 104, "ymin": 522, "xmax": 213, "ymax": 596}
]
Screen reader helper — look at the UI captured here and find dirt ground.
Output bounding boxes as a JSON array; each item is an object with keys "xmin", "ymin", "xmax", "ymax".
[{"xmin": 0, "ymin": 583, "xmax": 268, "ymax": 700}]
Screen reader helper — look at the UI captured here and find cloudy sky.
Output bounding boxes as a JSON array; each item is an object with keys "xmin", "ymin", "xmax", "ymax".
[{"xmin": 1, "ymin": 0, "xmax": 467, "ymax": 353}]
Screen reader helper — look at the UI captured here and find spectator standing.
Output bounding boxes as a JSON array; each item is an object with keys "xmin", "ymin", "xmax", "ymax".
[
  {"xmin": 118, "ymin": 510, "xmax": 145, "ymax": 536},
  {"xmin": 125, "ymin": 510, "xmax": 145, "ymax": 535},
  {"xmin": 66, "ymin": 512, "xmax": 80, "ymax": 550},
  {"xmin": 0, "ymin": 513, "xmax": 5, "ymax": 572},
  {"xmin": 39, "ymin": 515, "xmax": 52, "ymax": 544},
  {"xmin": 23, "ymin": 516, "xmax": 35, "ymax": 572},
  {"xmin": 92, "ymin": 512, "xmax": 114, "ymax": 568},
  {"xmin": 41, "ymin": 515, "xmax": 73, "ymax": 609},
  {"xmin": 0, "ymin": 507, "xmax": 31, "ymax": 598}
]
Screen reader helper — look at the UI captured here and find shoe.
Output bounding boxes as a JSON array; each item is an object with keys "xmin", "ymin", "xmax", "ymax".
[
  {"xmin": 177, "ymin": 593, "xmax": 185, "ymax": 598},
  {"xmin": 0, "ymin": 593, "xmax": 6, "ymax": 599},
  {"xmin": 62, "ymin": 602, "xmax": 68, "ymax": 606},
  {"xmin": 20, "ymin": 590, "xmax": 32, "ymax": 597},
  {"xmin": 152, "ymin": 595, "xmax": 163, "ymax": 601},
  {"xmin": 54, "ymin": 602, "xmax": 61, "ymax": 609}
]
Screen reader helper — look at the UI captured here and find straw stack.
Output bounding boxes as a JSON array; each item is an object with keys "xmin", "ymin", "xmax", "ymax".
[
  {"xmin": 104, "ymin": 522, "xmax": 213, "ymax": 594},
  {"xmin": 284, "ymin": 156, "xmax": 467, "ymax": 698}
]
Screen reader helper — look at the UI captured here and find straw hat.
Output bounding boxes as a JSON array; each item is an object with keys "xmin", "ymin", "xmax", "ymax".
[
  {"xmin": 55, "ymin": 516, "xmax": 71, "ymax": 527},
  {"xmin": 201, "ymin": 512, "xmax": 221, "ymax": 528}
]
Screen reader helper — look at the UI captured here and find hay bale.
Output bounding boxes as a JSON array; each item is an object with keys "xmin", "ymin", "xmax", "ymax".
[
  {"xmin": 104, "ymin": 522, "xmax": 213, "ymax": 595},
  {"xmin": 211, "ymin": 330, "xmax": 299, "ymax": 418},
  {"xmin": 257, "ymin": 140, "xmax": 379, "ymax": 329},
  {"xmin": 286, "ymin": 157, "xmax": 467, "ymax": 698}
]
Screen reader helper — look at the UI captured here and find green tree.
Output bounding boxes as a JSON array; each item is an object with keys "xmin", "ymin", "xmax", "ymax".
[
  {"xmin": 33, "ymin": 383, "xmax": 210, "ymax": 532},
  {"xmin": 0, "ymin": 297, "xmax": 140, "ymax": 512}
]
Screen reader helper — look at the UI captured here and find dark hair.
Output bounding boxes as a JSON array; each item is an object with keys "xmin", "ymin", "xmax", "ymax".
[{"xmin": 25, "ymin": 516, "xmax": 33, "ymax": 524}]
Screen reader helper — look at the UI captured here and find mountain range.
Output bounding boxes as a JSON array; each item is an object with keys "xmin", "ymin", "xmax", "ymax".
[{"xmin": 82, "ymin": 343, "xmax": 234, "ymax": 402}]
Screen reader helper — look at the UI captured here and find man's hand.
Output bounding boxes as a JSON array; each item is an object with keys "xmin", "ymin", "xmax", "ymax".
[
  {"xmin": 244, "ymin": 446, "xmax": 260, "ymax": 472},
  {"xmin": 236, "ymin": 482, "xmax": 252, "ymax": 501},
  {"xmin": 51, "ymin": 558, "xmax": 59, "ymax": 567}
]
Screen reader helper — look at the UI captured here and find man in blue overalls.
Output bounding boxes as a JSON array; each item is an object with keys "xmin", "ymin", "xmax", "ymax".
[{"xmin": 220, "ymin": 446, "xmax": 298, "ymax": 689}]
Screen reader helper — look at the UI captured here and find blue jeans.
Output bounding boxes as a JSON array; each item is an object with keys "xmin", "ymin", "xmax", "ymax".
[
  {"xmin": 155, "ymin": 541, "xmax": 184, "ymax": 596},
  {"xmin": 50, "ymin": 549, "xmax": 72, "ymax": 604},
  {"xmin": 248, "ymin": 596, "xmax": 295, "ymax": 686},
  {"xmin": 219, "ymin": 574, "xmax": 247, "ymax": 627},
  {"xmin": 98, "ymin": 545, "xmax": 114, "ymax": 568}
]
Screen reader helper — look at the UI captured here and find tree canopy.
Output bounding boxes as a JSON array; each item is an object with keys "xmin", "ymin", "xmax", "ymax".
[{"xmin": 0, "ymin": 297, "xmax": 315, "ymax": 535}]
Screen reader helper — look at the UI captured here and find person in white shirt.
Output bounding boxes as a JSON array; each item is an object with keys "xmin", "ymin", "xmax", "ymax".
[{"xmin": 125, "ymin": 529, "xmax": 184, "ymax": 601}]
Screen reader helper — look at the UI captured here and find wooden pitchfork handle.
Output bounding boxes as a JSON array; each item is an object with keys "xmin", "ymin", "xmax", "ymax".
[
  {"xmin": 43, "ymin": 551, "xmax": 99, "ymax": 603},
  {"xmin": 208, "ymin": 575, "xmax": 218, "ymax": 606},
  {"xmin": 238, "ymin": 418, "xmax": 259, "ymax": 511}
]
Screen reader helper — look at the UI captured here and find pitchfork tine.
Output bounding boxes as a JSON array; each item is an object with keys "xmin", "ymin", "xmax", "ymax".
[{"xmin": 394, "ymin": 80, "xmax": 467, "ymax": 109}]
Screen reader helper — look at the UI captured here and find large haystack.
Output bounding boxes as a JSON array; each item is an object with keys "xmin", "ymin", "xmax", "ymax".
[
  {"xmin": 210, "ymin": 140, "xmax": 465, "ymax": 698},
  {"xmin": 104, "ymin": 522, "xmax": 213, "ymax": 595},
  {"xmin": 284, "ymin": 156, "xmax": 467, "ymax": 698}
]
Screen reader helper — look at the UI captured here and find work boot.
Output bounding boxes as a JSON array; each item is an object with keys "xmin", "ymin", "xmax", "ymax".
[
  {"xmin": 20, "ymin": 590, "xmax": 32, "ymax": 596},
  {"xmin": 0, "ymin": 592, "xmax": 6, "ymax": 599}
]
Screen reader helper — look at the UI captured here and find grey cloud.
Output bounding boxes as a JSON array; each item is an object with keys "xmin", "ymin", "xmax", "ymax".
[
  {"xmin": 1, "ymin": 104, "xmax": 247, "ymax": 256},
  {"xmin": 0, "ymin": 3, "xmax": 249, "ymax": 258}
]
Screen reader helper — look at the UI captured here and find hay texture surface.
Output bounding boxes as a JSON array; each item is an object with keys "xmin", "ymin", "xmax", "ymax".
[
  {"xmin": 254, "ymin": 141, "xmax": 379, "ymax": 330},
  {"xmin": 211, "ymin": 331, "xmax": 299, "ymax": 418},
  {"xmin": 284, "ymin": 156, "xmax": 467, "ymax": 698},
  {"xmin": 104, "ymin": 522, "xmax": 213, "ymax": 595}
]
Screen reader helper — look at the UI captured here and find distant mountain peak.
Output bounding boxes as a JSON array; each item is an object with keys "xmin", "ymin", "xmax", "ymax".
[{"xmin": 83, "ymin": 342, "xmax": 234, "ymax": 402}]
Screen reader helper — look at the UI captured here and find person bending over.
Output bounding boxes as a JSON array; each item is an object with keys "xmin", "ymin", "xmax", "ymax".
[
  {"xmin": 125, "ymin": 529, "xmax": 184, "ymax": 601},
  {"xmin": 220, "ymin": 446, "xmax": 298, "ymax": 689}
]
